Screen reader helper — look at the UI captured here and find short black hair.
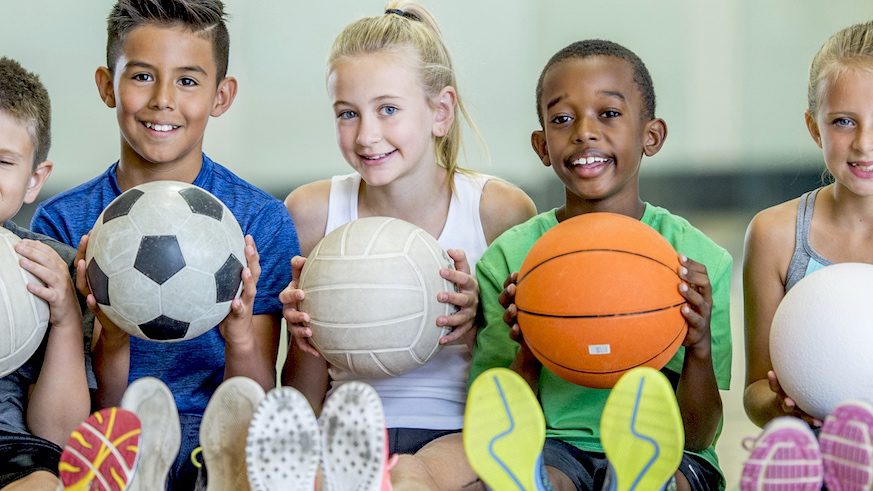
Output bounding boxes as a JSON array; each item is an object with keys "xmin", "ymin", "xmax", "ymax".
[
  {"xmin": 106, "ymin": 0, "xmax": 230, "ymax": 82},
  {"xmin": 0, "ymin": 57, "xmax": 51, "ymax": 166},
  {"xmin": 535, "ymin": 39, "xmax": 656, "ymax": 126}
]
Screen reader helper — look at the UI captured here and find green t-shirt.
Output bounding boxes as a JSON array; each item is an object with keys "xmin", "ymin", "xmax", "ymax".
[{"xmin": 470, "ymin": 205, "xmax": 733, "ymax": 484}]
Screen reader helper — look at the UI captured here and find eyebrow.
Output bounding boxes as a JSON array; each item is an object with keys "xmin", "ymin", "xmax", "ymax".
[
  {"xmin": 125, "ymin": 61, "xmax": 208, "ymax": 76},
  {"xmin": 333, "ymin": 94, "xmax": 405, "ymax": 108},
  {"xmin": 545, "ymin": 89, "xmax": 627, "ymax": 112}
]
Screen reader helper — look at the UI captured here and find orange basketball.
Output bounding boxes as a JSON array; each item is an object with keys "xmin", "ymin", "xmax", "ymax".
[{"xmin": 515, "ymin": 212, "xmax": 687, "ymax": 388}]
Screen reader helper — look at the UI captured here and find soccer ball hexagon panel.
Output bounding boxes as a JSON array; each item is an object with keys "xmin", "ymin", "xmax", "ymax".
[{"xmin": 85, "ymin": 181, "xmax": 246, "ymax": 342}]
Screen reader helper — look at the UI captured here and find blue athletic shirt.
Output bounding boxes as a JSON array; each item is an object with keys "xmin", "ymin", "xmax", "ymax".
[{"xmin": 31, "ymin": 154, "xmax": 298, "ymax": 416}]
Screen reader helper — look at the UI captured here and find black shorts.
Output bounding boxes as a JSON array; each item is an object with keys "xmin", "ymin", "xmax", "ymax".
[
  {"xmin": 387, "ymin": 427, "xmax": 460, "ymax": 454},
  {"xmin": 542, "ymin": 438, "xmax": 722, "ymax": 491},
  {"xmin": 0, "ymin": 429, "xmax": 62, "ymax": 488}
]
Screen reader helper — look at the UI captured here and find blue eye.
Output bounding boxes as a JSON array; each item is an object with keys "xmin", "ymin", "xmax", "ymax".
[
  {"xmin": 337, "ymin": 110, "xmax": 357, "ymax": 120},
  {"xmin": 834, "ymin": 117, "xmax": 855, "ymax": 127},
  {"xmin": 380, "ymin": 106, "xmax": 398, "ymax": 116}
]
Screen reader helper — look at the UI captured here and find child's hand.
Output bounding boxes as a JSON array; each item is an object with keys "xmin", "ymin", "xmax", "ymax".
[
  {"xmin": 767, "ymin": 370, "xmax": 822, "ymax": 427},
  {"xmin": 498, "ymin": 272, "xmax": 533, "ymax": 352},
  {"xmin": 279, "ymin": 256, "xmax": 320, "ymax": 357},
  {"xmin": 74, "ymin": 235, "xmax": 127, "ymax": 344},
  {"xmin": 678, "ymin": 255, "xmax": 713, "ymax": 358},
  {"xmin": 15, "ymin": 239, "xmax": 81, "ymax": 329},
  {"xmin": 437, "ymin": 249, "xmax": 478, "ymax": 345},
  {"xmin": 220, "ymin": 235, "xmax": 260, "ymax": 345}
]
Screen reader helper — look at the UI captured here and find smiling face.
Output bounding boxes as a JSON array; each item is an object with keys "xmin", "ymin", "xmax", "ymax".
[
  {"xmin": 327, "ymin": 51, "xmax": 444, "ymax": 188},
  {"xmin": 0, "ymin": 110, "xmax": 50, "ymax": 222},
  {"xmin": 97, "ymin": 23, "xmax": 235, "ymax": 175},
  {"xmin": 531, "ymin": 55, "xmax": 665, "ymax": 217},
  {"xmin": 807, "ymin": 66, "xmax": 873, "ymax": 197}
]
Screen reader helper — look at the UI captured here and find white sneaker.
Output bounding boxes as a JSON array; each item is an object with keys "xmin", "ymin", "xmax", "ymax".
[
  {"xmin": 246, "ymin": 387, "xmax": 321, "ymax": 491},
  {"xmin": 120, "ymin": 377, "xmax": 180, "ymax": 491},
  {"xmin": 200, "ymin": 376, "xmax": 265, "ymax": 491},
  {"xmin": 320, "ymin": 382, "xmax": 392, "ymax": 491}
]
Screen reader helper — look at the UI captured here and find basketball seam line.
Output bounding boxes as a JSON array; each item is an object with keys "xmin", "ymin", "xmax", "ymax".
[
  {"xmin": 517, "ymin": 248, "xmax": 679, "ymax": 286},
  {"xmin": 517, "ymin": 301, "xmax": 686, "ymax": 319}
]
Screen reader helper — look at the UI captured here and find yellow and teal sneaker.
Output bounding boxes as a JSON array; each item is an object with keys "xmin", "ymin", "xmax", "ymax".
[
  {"xmin": 464, "ymin": 368, "xmax": 552, "ymax": 491},
  {"xmin": 601, "ymin": 367, "xmax": 684, "ymax": 491}
]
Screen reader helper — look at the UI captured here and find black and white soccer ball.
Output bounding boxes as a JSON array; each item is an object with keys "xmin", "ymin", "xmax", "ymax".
[{"xmin": 85, "ymin": 181, "xmax": 246, "ymax": 342}]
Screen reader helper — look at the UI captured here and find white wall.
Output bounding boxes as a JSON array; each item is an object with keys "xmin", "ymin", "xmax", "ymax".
[{"xmin": 2, "ymin": 1, "xmax": 872, "ymax": 192}]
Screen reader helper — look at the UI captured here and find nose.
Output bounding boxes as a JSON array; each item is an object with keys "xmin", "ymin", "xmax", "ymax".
[
  {"xmin": 854, "ymin": 123, "xmax": 873, "ymax": 154},
  {"xmin": 149, "ymin": 79, "xmax": 174, "ymax": 110},
  {"xmin": 572, "ymin": 114, "xmax": 600, "ymax": 143},
  {"xmin": 355, "ymin": 114, "xmax": 381, "ymax": 146}
]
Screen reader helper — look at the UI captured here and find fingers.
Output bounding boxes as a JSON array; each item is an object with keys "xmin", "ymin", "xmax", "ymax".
[
  {"xmin": 498, "ymin": 282, "xmax": 516, "ymax": 310},
  {"xmin": 238, "ymin": 266, "xmax": 256, "ymax": 305},
  {"xmin": 440, "ymin": 267, "xmax": 476, "ymax": 295},
  {"xmin": 439, "ymin": 323, "xmax": 473, "ymax": 344},
  {"xmin": 679, "ymin": 255, "xmax": 712, "ymax": 297},
  {"xmin": 244, "ymin": 235, "xmax": 261, "ymax": 283},
  {"xmin": 290, "ymin": 256, "xmax": 307, "ymax": 286},
  {"xmin": 446, "ymin": 248, "xmax": 471, "ymax": 274},
  {"xmin": 75, "ymin": 235, "xmax": 92, "ymax": 296},
  {"xmin": 293, "ymin": 332, "xmax": 321, "ymax": 357},
  {"xmin": 502, "ymin": 303, "xmax": 518, "ymax": 328}
]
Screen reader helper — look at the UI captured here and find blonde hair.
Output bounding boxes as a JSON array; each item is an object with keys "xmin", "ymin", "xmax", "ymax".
[
  {"xmin": 328, "ymin": 1, "xmax": 480, "ymax": 177},
  {"xmin": 808, "ymin": 20, "xmax": 873, "ymax": 114}
]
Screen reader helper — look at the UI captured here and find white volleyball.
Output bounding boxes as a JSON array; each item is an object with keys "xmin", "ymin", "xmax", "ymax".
[
  {"xmin": 299, "ymin": 217, "xmax": 454, "ymax": 378},
  {"xmin": 770, "ymin": 263, "xmax": 873, "ymax": 420},
  {"xmin": 0, "ymin": 227, "xmax": 50, "ymax": 377}
]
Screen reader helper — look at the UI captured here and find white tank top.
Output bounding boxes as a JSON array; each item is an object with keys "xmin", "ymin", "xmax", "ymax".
[{"xmin": 324, "ymin": 171, "xmax": 490, "ymax": 429}]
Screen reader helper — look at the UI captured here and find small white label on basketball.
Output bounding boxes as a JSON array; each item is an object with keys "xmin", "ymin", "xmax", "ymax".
[{"xmin": 588, "ymin": 344, "xmax": 611, "ymax": 355}]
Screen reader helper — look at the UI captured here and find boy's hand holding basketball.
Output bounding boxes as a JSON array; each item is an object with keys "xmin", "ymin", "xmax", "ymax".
[
  {"xmin": 437, "ymin": 249, "xmax": 478, "ymax": 345},
  {"xmin": 280, "ymin": 256, "xmax": 319, "ymax": 357},
  {"xmin": 678, "ymin": 255, "xmax": 713, "ymax": 358}
]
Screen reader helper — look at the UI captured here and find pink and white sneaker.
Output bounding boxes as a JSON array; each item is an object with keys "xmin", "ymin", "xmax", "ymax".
[
  {"xmin": 740, "ymin": 416, "xmax": 823, "ymax": 491},
  {"xmin": 821, "ymin": 399, "xmax": 873, "ymax": 491},
  {"xmin": 319, "ymin": 382, "xmax": 396, "ymax": 491}
]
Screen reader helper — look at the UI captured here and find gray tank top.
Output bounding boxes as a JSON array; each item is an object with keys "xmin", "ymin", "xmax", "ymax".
[{"xmin": 785, "ymin": 188, "xmax": 831, "ymax": 291}]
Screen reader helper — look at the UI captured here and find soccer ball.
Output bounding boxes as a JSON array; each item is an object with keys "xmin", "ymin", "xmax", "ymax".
[
  {"xmin": 85, "ymin": 181, "xmax": 245, "ymax": 342},
  {"xmin": 0, "ymin": 227, "xmax": 49, "ymax": 377}
]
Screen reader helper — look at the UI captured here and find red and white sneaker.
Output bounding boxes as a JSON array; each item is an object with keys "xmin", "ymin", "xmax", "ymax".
[
  {"xmin": 319, "ymin": 382, "xmax": 395, "ymax": 491},
  {"xmin": 821, "ymin": 399, "xmax": 873, "ymax": 491},
  {"xmin": 58, "ymin": 407, "xmax": 142, "ymax": 491},
  {"xmin": 740, "ymin": 416, "xmax": 823, "ymax": 491}
]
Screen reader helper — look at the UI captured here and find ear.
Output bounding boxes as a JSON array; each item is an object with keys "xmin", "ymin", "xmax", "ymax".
[
  {"xmin": 95, "ymin": 66, "xmax": 116, "ymax": 108},
  {"xmin": 430, "ymin": 86, "xmax": 457, "ymax": 138},
  {"xmin": 531, "ymin": 130, "xmax": 550, "ymax": 167},
  {"xmin": 23, "ymin": 160, "xmax": 53, "ymax": 205},
  {"xmin": 805, "ymin": 110, "xmax": 823, "ymax": 148},
  {"xmin": 642, "ymin": 118, "xmax": 667, "ymax": 157},
  {"xmin": 211, "ymin": 76, "xmax": 238, "ymax": 117}
]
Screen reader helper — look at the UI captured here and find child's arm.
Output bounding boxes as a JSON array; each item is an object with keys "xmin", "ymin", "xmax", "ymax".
[
  {"xmin": 742, "ymin": 207, "xmax": 818, "ymax": 427},
  {"xmin": 16, "ymin": 239, "xmax": 90, "ymax": 446},
  {"xmin": 75, "ymin": 235, "xmax": 131, "ymax": 408},
  {"xmin": 501, "ymin": 272, "xmax": 543, "ymax": 393},
  {"xmin": 221, "ymin": 235, "xmax": 278, "ymax": 391},
  {"xmin": 674, "ymin": 256, "xmax": 722, "ymax": 452}
]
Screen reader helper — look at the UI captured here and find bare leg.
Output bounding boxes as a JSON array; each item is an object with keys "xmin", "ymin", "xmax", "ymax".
[
  {"xmin": 389, "ymin": 434, "xmax": 480, "ymax": 491},
  {"xmin": 674, "ymin": 469, "xmax": 691, "ymax": 491},
  {"xmin": 546, "ymin": 466, "xmax": 576, "ymax": 491},
  {"xmin": 1, "ymin": 471, "xmax": 60, "ymax": 491}
]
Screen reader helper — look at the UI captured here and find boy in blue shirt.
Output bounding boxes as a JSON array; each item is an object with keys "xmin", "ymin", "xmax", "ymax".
[
  {"xmin": 0, "ymin": 57, "xmax": 92, "ymax": 491},
  {"xmin": 30, "ymin": 0, "xmax": 298, "ymax": 488}
]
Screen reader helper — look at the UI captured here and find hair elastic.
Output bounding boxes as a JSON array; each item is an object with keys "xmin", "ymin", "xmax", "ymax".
[{"xmin": 385, "ymin": 8, "xmax": 420, "ymax": 21}]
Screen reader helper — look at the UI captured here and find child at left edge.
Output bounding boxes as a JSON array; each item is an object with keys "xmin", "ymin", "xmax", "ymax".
[
  {"xmin": 467, "ymin": 40, "xmax": 733, "ymax": 491},
  {"xmin": 29, "ymin": 0, "xmax": 299, "ymax": 488}
]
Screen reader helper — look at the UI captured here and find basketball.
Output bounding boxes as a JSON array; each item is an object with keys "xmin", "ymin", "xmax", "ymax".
[
  {"xmin": 0, "ymin": 227, "xmax": 50, "ymax": 377},
  {"xmin": 770, "ymin": 263, "xmax": 873, "ymax": 420},
  {"xmin": 298, "ymin": 217, "xmax": 455, "ymax": 378},
  {"xmin": 86, "ymin": 181, "xmax": 246, "ymax": 342},
  {"xmin": 515, "ymin": 212, "xmax": 687, "ymax": 388}
]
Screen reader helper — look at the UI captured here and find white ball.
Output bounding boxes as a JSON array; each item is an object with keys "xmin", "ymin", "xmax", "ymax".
[
  {"xmin": 85, "ymin": 181, "xmax": 246, "ymax": 342},
  {"xmin": 0, "ymin": 227, "xmax": 49, "ymax": 377},
  {"xmin": 770, "ymin": 263, "xmax": 873, "ymax": 419},
  {"xmin": 299, "ymin": 217, "xmax": 455, "ymax": 378}
]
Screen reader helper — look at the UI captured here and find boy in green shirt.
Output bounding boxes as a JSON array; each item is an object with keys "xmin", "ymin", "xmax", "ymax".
[{"xmin": 467, "ymin": 40, "xmax": 732, "ymax": 491}]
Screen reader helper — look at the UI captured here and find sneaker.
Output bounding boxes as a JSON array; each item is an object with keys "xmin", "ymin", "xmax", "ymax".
[
  {"xmin": 320, "ymin": 381, "xmax": 392, "ymax": 491},
  {"xmin": 246, "ymin": 387, "xmax": 321, "ymax": 491},
  {"xmin": 821, "ymin": 399, "xmax": 873, "ymax": 491},
  {"xmin": 600, "ymin": 367, "xmax": 684, "ymax": 491},
  {"xmin": 120, "ymin": 377, "xmax": 180, "ymax": 491},
  {"xmin": 200, "ymin": 376, "xmax": 265, "ymax": 491},
  {"xmin": 58, "ymin": 407, "xmax": 142, "ymax": 491},
  {"xmin": 463, "ymin": 367, "xmax": 551, "ymax": 491},
  {"xmin": 740, "ymin": 416, "xmax": 823, "ymax": 491}
]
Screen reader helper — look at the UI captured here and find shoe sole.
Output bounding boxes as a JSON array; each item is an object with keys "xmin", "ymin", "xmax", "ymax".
[
  {"xmin": 821, "ymin": 400, "xmax": 873, "ymax": 491},
  {"xmin": 601, "ymin": 367, "xmax": 684, "ymax": 491},
  {"xmin": 246, "ymin": 387, "xmax": 321, "ymax": 491},
  {"xmin": 120, "ymin": 377, "xmax": 180, "ymax": 491},
  {"xmin": 59, "ymin": 407, "xmax": 142, "ymax": 491},
  {"xmin": 463, "ymin": 367, "xmax": 547, "ymax": 491},
  {"xmin": 200, "ymin": 376, "xmax": 265, "ymax": 491},
  {"xmin": 320, "ymin": 382, "xmax": 385, "ymax": 491},
  {"xmin": 740, "ymin": 417, "xmax": 823, "ymax": 491}
]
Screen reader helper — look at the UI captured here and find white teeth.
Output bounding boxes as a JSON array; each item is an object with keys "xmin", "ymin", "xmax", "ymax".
[
  {"xmin": 852, "ymin": 162, "xmax": 873, "ymax": 172},
  {"xmin": 572, "ymin": 156, "xmax": 609, "ymax": 166},
  {"xmin": 145, "ymin": 122, "xmax": 178, "ymax": 132}
]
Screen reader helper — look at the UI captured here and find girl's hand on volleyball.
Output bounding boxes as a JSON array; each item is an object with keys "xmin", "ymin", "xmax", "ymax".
[
  {"xmin": 280, "ymin": 255, "xmax": 319, "ymax": 357},
  {"xmin": 678, "ymin": 255, "xmax": 713, "ymax": 358},
  {"xmin": 220, "ymin": 236, "xmax": 260, "ymax": 345},
  {"xmin": 767, "ymin": 370, "xmax": 822, "ymax": 427},
  {"xmin": 437, "ymin": 249, "xmax": 478, "ymax": 345}
]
